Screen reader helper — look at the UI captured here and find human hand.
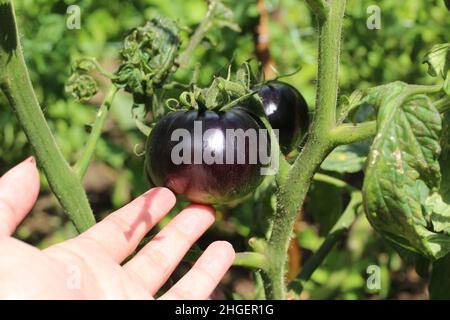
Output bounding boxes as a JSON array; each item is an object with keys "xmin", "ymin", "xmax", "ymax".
[{"xmin": 0, "ymin": 157, "xmax": 235, "ymax": 299}]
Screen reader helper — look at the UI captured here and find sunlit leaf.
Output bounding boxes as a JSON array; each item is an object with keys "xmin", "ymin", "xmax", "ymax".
[
  {"xmin": 422, "ymin": 43, "xmax": 450, "ymax": 78},
  {"xmin": 362, "ymin": 92, "xmax": 450, "ymax": 259}
]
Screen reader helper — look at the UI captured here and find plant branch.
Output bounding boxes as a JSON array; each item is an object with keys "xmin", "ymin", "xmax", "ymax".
[
  {"xmin": 233, "ymin": 252, "xmax": 268, "ymax": 270},
  {"xmin": 305, "ymin": 0, "xmax": 330, "ymax": 21},
  {"xmin": 263, "ymin": 0, "xmax": 347, "ymax": 299},
  {"xmin": 435, "ymin": 96, "xmax": 450, "ymax": 113},
  {"xmin": 312, "ymin": 1, "xmax": 346, "ymax": 136},
  {"xmin": 78, "ymin": 57, "xmax": 115, "ymax": 79},
  {"xmin": 0, "ymin": 0, "xmax": 95, "ymax": 232},
  {"xmin": 288, "ymin": 191, "xmax": 362, "ymax": 294},
  {"xmin": 407, "ymin": 84, "xmax": 443, "ymax": 95},
  {"xmin": 74, "ymin": 86, "xmax": 118, "ymax": 178},
  {"xmin": 313, "ymin": 173, "xmax": 357, "ymax": 192},
  {"xmin": 330, "ymin": 89, "xmax": 449, "ymax": 146},
  {"xmin": 330, "ymin": 120, "xmax": 377, "ymax": 145},
  {"xmin": 178, "ymin": 0, "xmax": 219, "ymax": 67}
]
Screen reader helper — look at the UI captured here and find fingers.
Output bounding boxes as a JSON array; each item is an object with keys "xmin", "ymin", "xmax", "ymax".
[
  {"xmin": 124, "ymin": 204, "xmax": 215, "ymax": 294},
  {"xmin": 0, "ymin": 157, "xmax": 40, "ymax": 236},
  {"xmin": 56, "ymin": 187, "xmax": 176, "ymax": 263},
  {"xmin": 159, "ymin": 241, "xmax": 235, "ymax": 300}
]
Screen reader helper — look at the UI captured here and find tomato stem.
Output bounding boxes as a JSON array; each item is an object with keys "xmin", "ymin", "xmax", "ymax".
[
  {"xmin": 0, "ymin": 0, "xmax": 95, "ymax": 232},
  {"xmin": 330, "ymin": 121, "xmax": 377, "ymax": 145},
  {"xmin": 74, "ymin": 86, "xmax": 118, "ymax": 178},
  {"xmin": 178, "ymin": 0, "xmax": 220, "ymax": 67},
  {"xmin": 263, "ymin": 0, "xmax": 347, "ymax": 299},
  {"xmin": 218, "ymin": 90, "xmax": 257, "ymax": 111},
  {"xmin": 305, "ymin": 0, "xmax": 330, "ymax": 21},
  {"xmin": 233, "ymin": 252, "xmax": 268, "ymax": 270},
  {"xmin": 435, "ymin": 96, "xmax": 450, "ymax": 113}
]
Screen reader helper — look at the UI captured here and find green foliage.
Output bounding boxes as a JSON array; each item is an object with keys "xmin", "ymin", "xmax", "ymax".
[
  {"xmin": 362, "ymin": 83, "xmax": 450, "ymax": 259},
  {"xmin": 113, "ymin": 17, "xmax": 180, "ymax": 102},
  {"xmin": 321, "ymin": 142, "xmax": 369, "ymax": 173},
  {"xmin": 2, "ymin": 0, "xmax": 450, "ymax": 300},
  {"xmin": 423, "ymin": 43, "xmax": 450, "ymax": 78},
  {"xmin": 65, "ymin": 60, "xmax": 99, "ymax": 102},
  {"xmin": 428, "ymin": 113, "xmax": 450, "ymax": 299}
]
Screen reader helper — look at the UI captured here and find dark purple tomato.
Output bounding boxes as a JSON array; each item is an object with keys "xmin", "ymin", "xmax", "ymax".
[
  {"xmin": 145, "ymin": 107, "xmax": 270, "ymax": 204},
  {"xmin": 258, "ymin": 81, "xmax": 309, "ymax": 154}
]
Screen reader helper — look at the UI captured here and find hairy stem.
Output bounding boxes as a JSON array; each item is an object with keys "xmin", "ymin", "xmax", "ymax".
[
  {"xmin": 288, "ymin": 191, "xmax": 362, "ymax": 294},
  {"xmin": 435, "ymin": 95, "xmax": 450, "ymax": 113},
  {"xmin": 407, "ymin": 84, "xmax": 443, "ymax": 95},
  {"xmin": 305, "ymin": 0, "xmax": 330, "ymax": 21},
  {"xmin": 0, "ymin": 1, "xmax": 95, "ymax": 232},
  {"xmin": 331, "ymin": 120, "xmax": 377, "ymax": 145},
  {"xmin": 233, "ymin": 252, "xmax": 268, "ymax": 270},
  {"xmin": 74, "ymin": 86, "xmax": 118, "ymax": 178},
  {"xmin": 264, "ymin": 0, "xmax": 347, "ymax": 299}
]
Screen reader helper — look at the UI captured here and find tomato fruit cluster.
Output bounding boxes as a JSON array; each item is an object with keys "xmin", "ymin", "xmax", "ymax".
[{"xmin": 145, "ymin": 81, "xmax": 308, "ymax": 204}]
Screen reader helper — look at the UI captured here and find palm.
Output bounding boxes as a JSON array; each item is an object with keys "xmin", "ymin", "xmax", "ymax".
[{"xmin": 0, "ymin": 158, "xmax": 234, "ymax": 299}]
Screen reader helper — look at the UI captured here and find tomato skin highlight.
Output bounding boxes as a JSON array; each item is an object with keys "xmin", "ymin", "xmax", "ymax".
[
  {"xmin": 145, "ymin": 107, "xmax": 268, "ymax": 204},
  {"xmin": 258, "ymin": 81, "xmax": 309, "ymax": 154}
]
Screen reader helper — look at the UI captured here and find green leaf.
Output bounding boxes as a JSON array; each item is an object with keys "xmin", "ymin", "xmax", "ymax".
[
  {"xmin": 362, "ymin": 92, "xmax": 450, "ymax": 259},
  {"xmin": 422, "ymin": 113, "xmax": 450, "ymax": 237},
  {"xmin": 321, "ymin": 141, "xmax": 369, "ymax": 173},
  {"xmin": 424, "ymin": 193, "xmax": 450, "ymax": 234},
  {"xmin": 205, "ymin": 78, "xmax": 221, "ymax": 109},
  {"xmin": 211, "ymin": 0, "xmax": 241, "ymax": 32},
  {"xmin": 440, "ymin": 113, "xmax": 450, "ymax": 202},
  {"xmin": 65, "ymin": 74, "xmax": 98, "ymax": 102},
  {"xmin": 444, "ymin": 70, "xmax": 450, "ymax": 96},
  {"xmin": 337, "ymin": 89, "xmax": 365, "ymax": 123},
  {"xmin": 423, "ymin": 116, "xmax": 450, "ymax": 307},
  {"xmin": 422, "ymin": 43, "xmax": 450, "ymax": 79}
]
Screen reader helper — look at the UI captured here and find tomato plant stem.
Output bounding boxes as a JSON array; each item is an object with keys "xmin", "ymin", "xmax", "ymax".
[
  {"xmin": 0, "ymin": 0, "xmax": 95, "ymax": 233},
  {"xmin": 74, "ymin": 86, "xmax": 118, "ymax": 178},
  {"xmin": 305, "ymin": 0, "xmax": 330, "ymax": 21},
  {"xmin": 178, "ymin": 0, "xmax": 220, "ymax": 67},
  {"xmin": 331, "ymin": 120, "xmax": 377, "ymax": 145},
  {"xmin": 264, "ymin": 0, "xmax": 347, "ymax": 299},
  {"xmin": 435, "ymin": 96, "xmax": 450, "ymax": 113},
  {"xmin": 233, "ymin": 252, "xmax": 268, "ymax": 270}
]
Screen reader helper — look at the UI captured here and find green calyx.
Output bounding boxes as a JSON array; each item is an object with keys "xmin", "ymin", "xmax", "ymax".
[{"xmin": 164, "ymin": 61, "xmax": 263, "ymax": 113}]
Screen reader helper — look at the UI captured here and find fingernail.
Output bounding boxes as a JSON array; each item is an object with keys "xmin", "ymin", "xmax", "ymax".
[{"xmin": 26, "ymin": 156, "xmax": 36, "ymax": 165}]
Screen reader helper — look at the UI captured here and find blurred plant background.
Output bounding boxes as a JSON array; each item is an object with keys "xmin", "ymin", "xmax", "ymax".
[{"xmin": 0, "ymin": 0, "xmax": 448, "ymax": 299}]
